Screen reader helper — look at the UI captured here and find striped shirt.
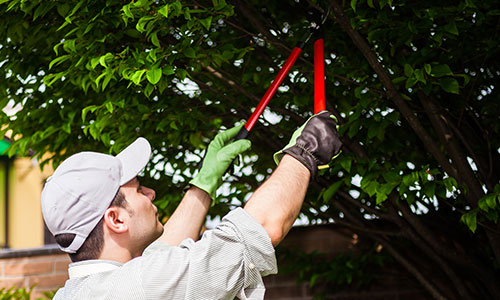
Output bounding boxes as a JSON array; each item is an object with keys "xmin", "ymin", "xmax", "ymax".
[{"xmin": 53, "ymin": 208, "xmax": 278, "ymax": 299}]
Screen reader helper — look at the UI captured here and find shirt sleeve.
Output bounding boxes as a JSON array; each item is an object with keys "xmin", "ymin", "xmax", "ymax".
[{"xmin": 140, "ymin": 208, "xmax": 277, "ymax": 300}]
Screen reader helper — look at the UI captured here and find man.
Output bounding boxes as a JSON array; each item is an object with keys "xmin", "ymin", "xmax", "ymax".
[{"xmin": 41, "ymin": 111, "xmax": 341, "ymax": 299}]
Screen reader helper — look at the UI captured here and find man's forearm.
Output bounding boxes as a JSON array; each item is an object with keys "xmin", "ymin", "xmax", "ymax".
[
  {"xmin": 244, "ymin": 154, "xmax": 310, "ymax": 246},
  {"xmin": 158, "ymin": 186, "xmax": 211, "ymax": 245}
]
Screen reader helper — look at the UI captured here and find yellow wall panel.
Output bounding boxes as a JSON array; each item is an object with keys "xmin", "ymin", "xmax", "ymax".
[
  {"xmin": 0, "ymin": 160, "xmax": 5, "ymax": 246},
  {"xmin": 8, "ymin": 158, "xmax": 45, "ymax": 248}
]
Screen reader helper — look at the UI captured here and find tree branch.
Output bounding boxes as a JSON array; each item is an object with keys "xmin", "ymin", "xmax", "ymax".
[
  {"xmin": 303, "ymin": 201, "xmax": 402, "ymax": 236},
  {"xmin": 225, "ymin": 4, "xmax": 385, "ymax": 96},
  {"xmin": 416, "ymin": 91, "xmax": 500, "ymax": 268},
  {"xmin": 371, "ymin": 235, "xmax": 449, "ymax": 300},
  {"xmin": 327, "ymin": 0, "xmax": 458, "ymax": 181},
  {"xmin": 443, "ymin": 109, "xmax": 494, "ymax": 190},
  {"xmin": 417, "ymin": 91, "xmax": 483, "ymax": 204},
  {"xmin": 396, "ymin": 200, "xmax": 476, "ymax": 299},
  {"xmin": 336, "ymin": 189, "xmax": 396, "ymax": 221}
]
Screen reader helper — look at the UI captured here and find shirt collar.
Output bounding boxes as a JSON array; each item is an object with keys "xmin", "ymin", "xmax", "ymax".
[{"xmin": 68, "ymin": 260, "xmax": 123, "ymax": 279}]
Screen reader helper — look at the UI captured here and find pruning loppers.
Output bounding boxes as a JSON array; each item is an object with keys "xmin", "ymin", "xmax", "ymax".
[{"xmin": 234, "ymin": 9, "xmax": 330, "ymax": 141}]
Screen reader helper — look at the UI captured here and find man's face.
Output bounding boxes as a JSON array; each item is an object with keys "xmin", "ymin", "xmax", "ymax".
[{"xmin": 120, "ymin": 177, "xmax": 163, "ymax": 253}]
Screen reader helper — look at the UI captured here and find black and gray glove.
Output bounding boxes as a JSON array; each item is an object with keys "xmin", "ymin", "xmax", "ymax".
[{"xmin": 274, "ymin": 111, "xmax": 342, "ymax": 179}]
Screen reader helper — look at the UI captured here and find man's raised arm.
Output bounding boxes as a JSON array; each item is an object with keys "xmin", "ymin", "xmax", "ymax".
[
  {"xmin": 158, "ymin": 124, "xmax": 251, "ymax": 246},
  {"xmin": 244, "ymin": 111, "xmax": 342, "ymax": 246}
]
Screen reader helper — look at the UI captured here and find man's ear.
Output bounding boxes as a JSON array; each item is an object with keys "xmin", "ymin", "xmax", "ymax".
[{"xmin": 103, "ymin": 207, "xmax": 129, "ymax": 233}]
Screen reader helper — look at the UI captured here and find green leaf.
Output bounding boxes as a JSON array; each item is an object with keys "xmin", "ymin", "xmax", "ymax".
[
  {"xmin": 67, "ymin": 1, "xmax": 83, "ymax": 18},
  {"xmin": 361, "ymin": 179, "xmax": 378, "ymax": 197},
  {"xmin": 151, "ymin": 31, "xmax": 161, "ymax": 48},
  {"xmin": 405, "ymin": 76, "xmax": 418, "ymax": 89},
  {"xmin": 404, "ymin": 64, "xmax": 414, "ymax": 77},
  {"xmin": 158, "ymin": 5, "xmax": 169, "ymax": 18},
  {"xmin": 200, "ymin": 16, "xmax": 212, "ymax": 30},
  {"xmin": 147, "ymin": 49, "xmax": 158, "ymax": 63},
  {"xmin": 62, "ymin": 122, "xmax": 71, "ymax": 134},
  {"xmin": 486, "ymin": 210, "xmax": 498, "ymax": 223},
  {"xmin": 63, "ymin": 39, "xmax": 76, "ymax": 53},
  {"xmin": 144, "ymin": 83, "xmax": 154, "ymax": 98},
  {"xmin": 376, "ymin": 191, "xmax": 388, "ymax": 204},
  {"xmin": 82, "ymin": 105, "xmax": 98, "ymax": 122},
  {"xmin": 48, "ymin": 55, "xmax": 70, "ymax": 70},
  {"xmin": 439, "ymin": 78, "xmax": 459, "ymax": 94},
  {"xmin": 105, "ymin": 102, "xmax": 113, "ymax": 113},
  {"xmin": 44, "ymin": 72, "xmax": 64, "ymax": 86},
  {"xmin": 95, "ymin": 72, "xmax": 106, "ymax": 87},
  {"xmin": 53, "ymin": 42, "xmax": 62, "ymax": 56},
  {"xmin": 161, "ymin": 66, "xmax": 175, "ymax": 77},
  {"xmin": 478, "ymin": 196, "xmax": 489, "ymax": 211},
  {"xmin": 90, "ymin": 57, "xmax": 100, "ymax": 70},
  {"xmin": 367, "ymin": 123, "xmax": 379, "ymax": 139},
  {"xmin": 6, "ymin": 0, "xmax": 18, "ymax": 11},
  {"xmin": 99, "ymin": 54, "xmax": 109, "ymax": 68},
  {"xmin": 414, "ymin": 69, "xmax": 426, "ymax": 84},
  {"xmin": 323, "ymin": 181, "xmax": 343, "ymax": 202},
  {"xmin": 444, "ymin": 21, "xmax": 459, "ymax": 35},
  {"xmin": 340, "ymin": 158, "xmax": 352, "ymax": 172},
  {"xmin": 146, "ymin": 68, "xmax": 162, "ymax": 85},
  {"xmin": 57, "ymin": 4, "xmax": 70, "ymax": 17},
  {"xmin": 310, "ymin": 274, "xmax": 320, "ymax": 288},
  {"xmin": 379, "ymin": 182, "xmax": 397, "ymax": 195},
  {"xmin": 485, "ymin": 194, "xmax": 497, "ymax": 209},
  {"xmin": 131, "ymin": 69, "xmax": 147, "ymax": 85},
  {"xmin": 170, "ymin": 121, "xmax": 178, "ymax": 130},
  {"xmin": 431, "ymin": 64, "xmax": 453, "ymax": 77},
  {"xmin": 184, "ymin": 47, "xmax": 196, "ymax": 58},
  {"xmin": 443, "ymin": 177, "xmax": 458, "ymax": 192},
  {"xmin": 89, "ymin": 124, "xmax": 98, "ymax": 139},
  {"xmin": 102, "ymin": 73, "xmax": 113, "ymax": 90},
  {"xmin": 424, "ymin": 64, "xmax": 432, "ymax": 75},
  {"xmin": 176, "ymin": 68, "xmax": 187, "ymax": 80},
  {"xmin": 350, "ymin": 0, "xmax": 357, "ymax": 12},
  {"xmin": 101, "ymin": 133, "xmax": 111, "ymax": 146},
  {"xmin": 422, "ymin": 183, "xmax": 436, "ymax": 199},
  {"xmin": 122, "ymin": 4, "xmax": 133, "ymax": 19},
  {"xmin": 382, "ymin": 171, "xmax": 400, "ymax": 184},
  {"xmin": 189, "ymin": 133, "xmax": 203, "ymax": 148},
  {"xmin": 136, "ymin": 16, "xmax": 155, "ymax": 33},
  {"xmin": 408, "ymin": 21, "xmax": 417, "ymax": 33},
  {"xmin": 460, "ymin": 210, "xmax": 477, "ymax": 233}
]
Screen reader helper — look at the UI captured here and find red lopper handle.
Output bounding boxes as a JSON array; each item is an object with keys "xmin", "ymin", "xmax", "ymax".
[
  {"xmin": 314, "ymin": 38, "xmax": 325, "ymax": 114},
  {"xmin": 244, "ymin": 47, "xmax": 303, "ymax": 132}
]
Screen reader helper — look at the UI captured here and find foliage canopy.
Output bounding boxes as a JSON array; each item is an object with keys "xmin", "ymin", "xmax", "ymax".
[{"xmin": 1, "ymin": 0, "xmax": 500, "ymax": 298}]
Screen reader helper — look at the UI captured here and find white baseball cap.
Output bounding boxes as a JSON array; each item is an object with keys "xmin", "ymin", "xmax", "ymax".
[{"xmin": 41, "ymin": 137, "xmax": 151, "ymax": 253}]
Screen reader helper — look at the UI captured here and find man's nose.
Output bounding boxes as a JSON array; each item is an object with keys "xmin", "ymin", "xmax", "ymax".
[{"xmin": 143, "ymin": 186, "xmax": 156, "ymax": 201}]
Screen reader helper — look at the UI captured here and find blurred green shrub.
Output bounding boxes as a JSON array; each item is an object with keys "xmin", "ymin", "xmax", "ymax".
[{"xmin": 0, "ymin": 286, "xmax": 54, "ymax": 300}]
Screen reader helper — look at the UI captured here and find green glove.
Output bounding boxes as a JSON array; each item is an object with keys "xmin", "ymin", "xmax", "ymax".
[
  {"xmin": 274, "ymin": 111, "xmax": 342, "ymax": 179},
  {"xmin": 189, "ymin": 124, "xmax": 251, "ymax": 199}
]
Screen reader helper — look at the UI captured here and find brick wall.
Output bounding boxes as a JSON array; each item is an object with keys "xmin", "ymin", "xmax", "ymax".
[{"xmin": 0, "ymin": 245, "xmax": 69, "ymax": 299}]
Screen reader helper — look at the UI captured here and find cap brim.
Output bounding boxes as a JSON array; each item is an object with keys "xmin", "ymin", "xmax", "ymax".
[{"xmin": 116, "ymin": 137, "xmax": 151, "ymax": 185}]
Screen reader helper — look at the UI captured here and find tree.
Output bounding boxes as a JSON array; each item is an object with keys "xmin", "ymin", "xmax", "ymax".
[{"xmin": 1, "ymin": 0, "xmax": 499, "ymax": 298}]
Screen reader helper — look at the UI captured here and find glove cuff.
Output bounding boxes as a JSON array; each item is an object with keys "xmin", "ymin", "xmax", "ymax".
[
  {"xmin": 189, "ymin": 176, "xmax": 217, "ymax": 200},
  {"xmin": 282, "ymin": 146, "xmax": 318, "ymax": 179}
]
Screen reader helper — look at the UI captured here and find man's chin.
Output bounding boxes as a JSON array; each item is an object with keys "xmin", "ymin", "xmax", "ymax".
[{"xmin": 156, "ymin": 226, "xmax": 164, "ymax": 239}]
